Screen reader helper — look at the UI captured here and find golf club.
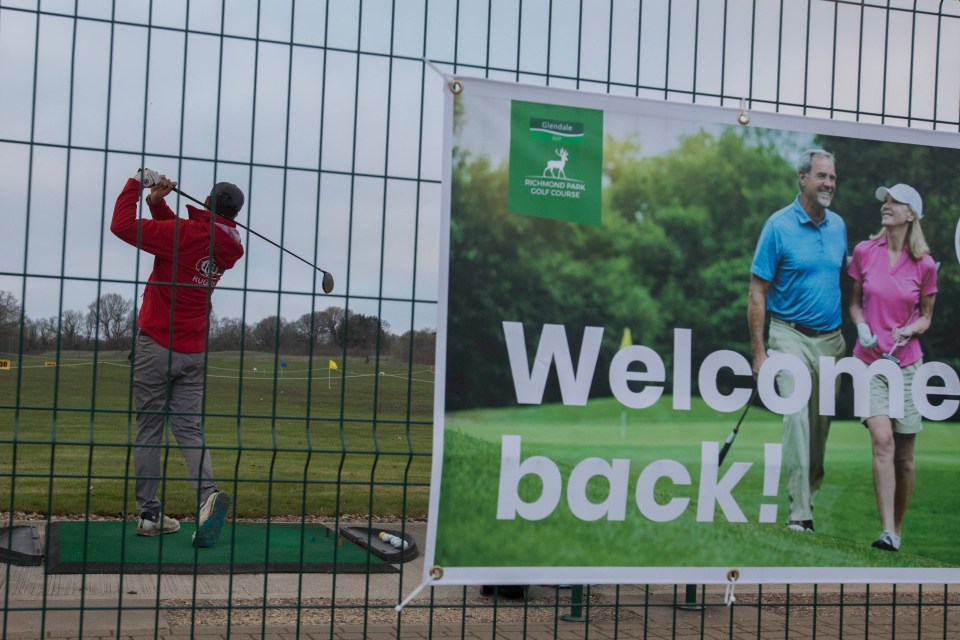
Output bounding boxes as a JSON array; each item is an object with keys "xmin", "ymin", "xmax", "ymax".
[
  {"xmin": 172, "ymin": 186, "xmax": 335, "ymax": 294},
  {"xmin": 881, "ymin": 309, "xmax": 917, "ymax": 365},
  {"xmin": 881, "ymin": 341, "xmax": 904, "ymax": 365},
  {"xmin": 718, "ymin": 387, "xmax": 758, "ymax": 466}
]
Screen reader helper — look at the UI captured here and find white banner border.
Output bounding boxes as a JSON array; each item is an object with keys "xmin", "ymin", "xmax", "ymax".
[{"xmin": 425, "ymin": 76, "xmax": 960, "ymax": 587}]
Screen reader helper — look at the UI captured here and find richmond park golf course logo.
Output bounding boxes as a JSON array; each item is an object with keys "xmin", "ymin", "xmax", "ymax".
[{"xmin": 508, "ymin": 100, "xmax": 603, "ymax": 225}]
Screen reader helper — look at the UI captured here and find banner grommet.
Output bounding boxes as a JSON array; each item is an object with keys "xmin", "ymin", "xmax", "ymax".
[
  {"xmin": 724, "ymin": 569, "xmax": 739, "ymax": 606},
  {"xmin": 449, "ymin": 80, "xmax": 463, "ymax": 94},
  {"xmin": 736, "ymin": 98, "xmax": 750, "ymax": 125}
]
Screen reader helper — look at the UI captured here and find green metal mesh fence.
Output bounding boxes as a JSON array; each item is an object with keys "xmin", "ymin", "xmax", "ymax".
[{"xmin": 0, "ymin": 1, "xmax": 958, "ymax": 638}]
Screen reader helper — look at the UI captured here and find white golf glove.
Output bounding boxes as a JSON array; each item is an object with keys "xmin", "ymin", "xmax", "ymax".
[
  {"xmin": 856, "ymin": 322, "xmax": 877, "ymax": 348},
  {"xmin": 133, "ymin": 168, "xmax": 161, "ymax": 188}
]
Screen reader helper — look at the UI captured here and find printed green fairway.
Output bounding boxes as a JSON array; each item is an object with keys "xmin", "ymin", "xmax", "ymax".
[{"xmin": 434, "ymin": 396, "xmax": 960, "ymax": 569}]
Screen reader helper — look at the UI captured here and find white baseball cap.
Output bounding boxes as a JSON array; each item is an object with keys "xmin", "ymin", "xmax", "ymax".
[{"xmin": 876, "ymin": 183, "xmax": 923, "ymax": 219}]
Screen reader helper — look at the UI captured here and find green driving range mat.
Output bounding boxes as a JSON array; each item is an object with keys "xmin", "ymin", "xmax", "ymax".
[{"xmin": 45, "ymin": 521, "xmax": 395, "ymax": 574}]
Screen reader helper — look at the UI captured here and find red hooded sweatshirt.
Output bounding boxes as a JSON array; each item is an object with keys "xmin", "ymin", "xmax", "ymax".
[{"xmin": 111, "ymin": 178, "xmax": 245, "ymax": 353}]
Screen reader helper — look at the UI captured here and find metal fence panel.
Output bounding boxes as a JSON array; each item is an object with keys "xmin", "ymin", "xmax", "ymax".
[{"xmin": 0, "ymin": 0, "xmax": 958, "ymax": 638}]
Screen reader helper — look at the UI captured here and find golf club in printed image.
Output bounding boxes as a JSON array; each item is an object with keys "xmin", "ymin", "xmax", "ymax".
[
  {"xmin": 718, "ymin": 387, "xmax": 758, "ymax": 466},
  {"xmin": 880, "ymin": 309, "xmax": 918, "ymax": 366}
]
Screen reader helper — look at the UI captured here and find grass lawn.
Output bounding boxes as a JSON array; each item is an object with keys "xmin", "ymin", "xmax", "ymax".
[
  {"xmin": 0, "ymin": 350, "xmax": 434, "ymax": 518},
  {"xmin": 435, "ymin": 396, "xmax": 960, "ymax": 569}
]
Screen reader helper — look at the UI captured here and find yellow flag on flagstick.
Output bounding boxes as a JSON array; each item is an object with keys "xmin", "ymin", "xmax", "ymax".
[
  {"xmin": 619, "ymin": 328, "xmax": 633, "ymax": 437},
  {"xmin": 328, "ymin": 360, "xmax": 338, "ymax": 370}
]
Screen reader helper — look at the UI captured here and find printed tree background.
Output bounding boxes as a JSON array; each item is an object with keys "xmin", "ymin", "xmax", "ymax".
[{"xmin": 447, "ymin": 125, "xmax": 960, "ymax": 413}]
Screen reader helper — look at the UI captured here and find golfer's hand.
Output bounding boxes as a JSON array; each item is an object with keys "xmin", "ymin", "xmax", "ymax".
[
  {"xmin": 856, "ymin": 322, "xmax": 877, "ymax": 348},
  {"xmin": 752, "ymin": 351, "xmax": 767, "ymax": 379},
  {"xmin": 146, "ymin": 176, "xmax": 177, "ymax": 204},
  {"xmin": 892, "ymin": 324, "xmax": 917, "ymax": 347},
  {"xmin": 133, "ymin": 168, "xmax": 161, "ymax": 188}
]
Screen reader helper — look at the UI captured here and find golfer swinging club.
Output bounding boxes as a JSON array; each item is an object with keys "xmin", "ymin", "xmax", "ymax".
[{"xmin": 111, "ymin": 169, "xmax": 244, "ymax": 547}]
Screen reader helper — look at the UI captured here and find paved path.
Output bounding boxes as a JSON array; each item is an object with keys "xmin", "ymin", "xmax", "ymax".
[
  {"xmin": 1, "ymin": 522, "xmax": 956, "ymax": 638},
  {"xmin": 1, "ymin": 588, "xmax": 954, "ymax": 639}
]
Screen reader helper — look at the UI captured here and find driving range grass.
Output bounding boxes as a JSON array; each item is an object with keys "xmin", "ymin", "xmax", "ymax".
[
  {"xmin": 0, "ymin": 351, "xmax": 434, "ymax": 518},
  {"xmin": 435, "ymin": 396, "xmax": 960, "ymax": 569}
]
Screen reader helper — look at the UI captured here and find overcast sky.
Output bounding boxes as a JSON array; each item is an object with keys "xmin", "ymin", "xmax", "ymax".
[{"xmin": 1, "ymin": 0, "xmax": 958, "ymax": 339}]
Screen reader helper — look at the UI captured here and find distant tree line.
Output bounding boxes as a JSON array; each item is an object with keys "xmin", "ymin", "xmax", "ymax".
[{"xmin": 0, "ymin": 291, "xmax": 435, "ymax": 364}]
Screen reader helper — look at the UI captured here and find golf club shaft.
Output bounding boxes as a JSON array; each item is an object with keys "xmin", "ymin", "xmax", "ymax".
[
  {"xmin": 171, "ymin": 187, "xmax": 335, "ymax": 292},
  {"xmin": 718, "ymin": 387, "xmax": 758, "ymax": 466},
  {"xmin": 173, "ymin": 187, "xmax": 320, "ymax": 273},
  {"xmin": 882, "ymin": 308, "xmax": 919, "ymax": 360},
  {"xmin": 882, "ymin": 342, "xmax": 900, "ymax": 360}
]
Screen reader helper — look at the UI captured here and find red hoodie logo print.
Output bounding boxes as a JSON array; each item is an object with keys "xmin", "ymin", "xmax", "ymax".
[{"xmin": 193, "ymin": 256, "xmax": 223, "ymax": 286}]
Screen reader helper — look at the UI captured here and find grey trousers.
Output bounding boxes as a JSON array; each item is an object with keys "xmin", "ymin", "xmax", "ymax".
[{"xmin": 133, "ymin": 333, "xmax": 217, "ymax": 517}]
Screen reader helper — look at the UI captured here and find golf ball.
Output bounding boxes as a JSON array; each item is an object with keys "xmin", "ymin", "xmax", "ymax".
[{"xmin": 377, "ymin": 532, "xmax": 408, "ymax": 550}]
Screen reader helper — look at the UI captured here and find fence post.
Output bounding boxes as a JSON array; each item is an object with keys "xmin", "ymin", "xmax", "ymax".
[
  {"xmin": 676, "ymin": 584, "xmax": 703, "ymax": 611},
  {"xmin": 561, "ymin": 585, "xmax": 588, "ymax": 622}
]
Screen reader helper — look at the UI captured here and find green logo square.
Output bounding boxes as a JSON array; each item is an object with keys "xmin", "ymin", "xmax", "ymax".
[{"xmin": 508, "ymin": 100, "xmax": 603, "ymax": 225}]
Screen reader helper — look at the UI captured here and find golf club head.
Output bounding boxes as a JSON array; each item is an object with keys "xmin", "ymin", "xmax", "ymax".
[
  {"xmin": 321, "ymin": 271, "xmax": 335, "ymax": 294},
  {"xmin": 881, "ymin": 353, "xmax": 901, "ymax": 365}
]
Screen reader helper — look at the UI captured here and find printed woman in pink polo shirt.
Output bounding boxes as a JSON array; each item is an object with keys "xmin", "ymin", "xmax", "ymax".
[{"xmin": 848, "ymin": 183, "xmax": 938, "ymax": 554}]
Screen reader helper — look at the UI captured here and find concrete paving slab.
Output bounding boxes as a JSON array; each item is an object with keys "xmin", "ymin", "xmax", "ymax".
[{"xmin": 0, "ymin": 597, "xmax": 169, "ymax": 638}]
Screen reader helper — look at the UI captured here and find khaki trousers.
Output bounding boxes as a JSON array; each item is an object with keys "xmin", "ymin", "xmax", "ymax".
[{"xmin": 769, "ymin": 320, "xmax": 846, "ymax": 522}]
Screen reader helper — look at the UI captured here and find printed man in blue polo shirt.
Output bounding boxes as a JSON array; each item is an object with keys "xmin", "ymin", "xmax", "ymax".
[{"xmin": 748, "ymin": 149, "xmax": 847, "ymax": 533}]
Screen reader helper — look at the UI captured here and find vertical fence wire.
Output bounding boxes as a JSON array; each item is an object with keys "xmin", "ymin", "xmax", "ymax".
[{"xmin": 0, "ymin": 0, "xmax": 959, "ymax": 638}]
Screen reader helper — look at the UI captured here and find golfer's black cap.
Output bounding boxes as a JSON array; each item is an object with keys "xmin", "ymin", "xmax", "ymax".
[{"xmin": 209, "ymin": 182, "xmax": 244, "ymax": 218}]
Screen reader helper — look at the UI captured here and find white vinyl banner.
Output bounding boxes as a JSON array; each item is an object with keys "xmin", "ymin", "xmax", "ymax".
[{"xmin": 426, "ymin": 77, "xmax": 960, "ymax": 586}]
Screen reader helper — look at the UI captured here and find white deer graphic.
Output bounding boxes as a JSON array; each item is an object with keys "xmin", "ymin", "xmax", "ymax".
[{"xmin": 543, "ymin": 148, "xmax": 569, "ymax": 178}]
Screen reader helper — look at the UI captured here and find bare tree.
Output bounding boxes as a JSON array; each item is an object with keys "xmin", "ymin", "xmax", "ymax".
[
  {"xmin": 279, "ymin": 320, "xmax": 303, "ymax": 354},
  {"xmin": 0, "ymin": 290, "xmax": 20, "ymax": 326},
  {"xmin": 248, "ymin": 315, "xmax": 284, "ymax": 352},
  {"xmin": 208, "ymin": 316, "xmax": 245, "ymax": 351},
  {"xmin": 291, "ymin": 311, "xmax": 334, "ymax": 354},
  {"xmin": 87, "ymin": 293, "xmax": 134, "ymax": 348},
  {"xmin": 316, "ymin": 307, "xmax": 346, "ymax": 349},
  {"xmin": 0, "ymin": 290, "xmax": 22, "ymax": 354},
  {"xmin": 394, "ymin": 328, "xmax": 437, "ymax": 365},
  {"xmin": 61, "ymin": 309, "xmax": 87, "ymax": 350},
  {"xmin": 341, "ymin": 312, "xmax": 390, "ymax": 353},
  {"xmin": 39, "ymin": 316, "xmax": 58, "ymax": 350},
  {"xmin": 24, "ymin": 316, "xmax": 57, "ymax": 352}
]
